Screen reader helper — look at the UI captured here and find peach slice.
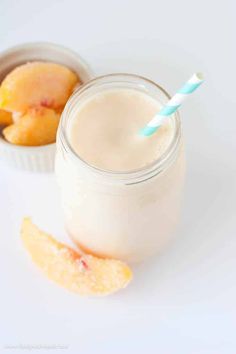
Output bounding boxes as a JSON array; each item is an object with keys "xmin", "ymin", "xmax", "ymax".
[
  {"xmin": 21, "ymin": 218, "xmax": 132, "ymax": 296},
  {"xmin": 3, "ymin": 107, "xmax": 60, "ymax": 146},
  {"xmin": 0, "ymin": 62, "xmax": 79, "ymax": 113},
  {"xmin": 0, "ymin": 109, "xmax": 13, "ymax": 125}
]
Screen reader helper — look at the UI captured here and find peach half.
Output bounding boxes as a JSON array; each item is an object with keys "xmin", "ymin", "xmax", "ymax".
[
  {"xmin": 0, "ymin": 61, "xmax": 79, "ymax": 113},
  {"xmin": 3, "ymin": 107, "xmax": 60, "ymax": 146}
]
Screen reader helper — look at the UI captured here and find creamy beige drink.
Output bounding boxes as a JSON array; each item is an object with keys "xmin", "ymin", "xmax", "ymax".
[
  {"xmin": 69, "ymin": 89, "xmax": 174, "ymax": 171},
  {"xmin": 56, "ymin": 74, "xmax": 185, "ymax": 263}
]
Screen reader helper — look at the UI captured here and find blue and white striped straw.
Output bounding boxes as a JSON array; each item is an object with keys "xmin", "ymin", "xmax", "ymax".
[{"xmin": 140, "ymin": 73, "xmax": 204, "ymax": 136}]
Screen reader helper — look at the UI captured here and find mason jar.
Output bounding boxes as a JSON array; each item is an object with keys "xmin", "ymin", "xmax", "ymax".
[{"xmin": 55, "ymin": 74, "xmax": 185, "ymax": 263}]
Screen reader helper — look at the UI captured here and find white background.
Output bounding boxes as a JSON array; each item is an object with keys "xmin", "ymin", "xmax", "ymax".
[{"xmin": 0, "ymin": 0, "xmax": 235, "ymax": 353}]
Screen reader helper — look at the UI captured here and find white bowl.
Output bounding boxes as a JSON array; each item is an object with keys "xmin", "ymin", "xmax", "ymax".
[{"xmin": 0, "ymin": 42, "xmax": 94, "ymax": 172}]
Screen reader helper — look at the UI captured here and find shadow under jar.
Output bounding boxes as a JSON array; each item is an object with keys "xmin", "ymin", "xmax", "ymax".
[{"xmin": 56, "ymin": 74, "xmax": 185, "ymax": 263}]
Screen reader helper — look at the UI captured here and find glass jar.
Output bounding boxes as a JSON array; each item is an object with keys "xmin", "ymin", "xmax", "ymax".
[{"xmin": 55, "ymin": 74, "xmax": 185, "ymax": 263}]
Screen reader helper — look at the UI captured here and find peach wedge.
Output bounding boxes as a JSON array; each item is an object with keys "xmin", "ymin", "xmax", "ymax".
[
  {"xmin": 3, "ymin": 107, "xmax": 60, "ymax": 146},
  {"xmin": 21, "ymin": 218, "xmax": 132, "ymax": 296},
  {"xmin": 0, "ymin": 62, "xmax": 79, "ymax": 113}
]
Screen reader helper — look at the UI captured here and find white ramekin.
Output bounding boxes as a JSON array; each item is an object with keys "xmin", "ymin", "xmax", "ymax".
[{"xmin": 0, "ymin": 42, "xmax": 94, "ymax": 172}]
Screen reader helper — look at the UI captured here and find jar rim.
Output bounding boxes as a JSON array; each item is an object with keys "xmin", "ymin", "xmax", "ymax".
[{"xmin": 58, "ymin": 73, "xmax": 182, "ymax": 185}]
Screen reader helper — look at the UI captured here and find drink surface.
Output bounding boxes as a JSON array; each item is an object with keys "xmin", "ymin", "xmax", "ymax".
[{"xmin": 69, "ymin": 88, "xmax": 174, "ymax": 172}]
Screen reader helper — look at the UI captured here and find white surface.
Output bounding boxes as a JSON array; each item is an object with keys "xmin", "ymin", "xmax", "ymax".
[{"xmin": 0, "ymin": 0, "xmax": 235, "ymax": 353}]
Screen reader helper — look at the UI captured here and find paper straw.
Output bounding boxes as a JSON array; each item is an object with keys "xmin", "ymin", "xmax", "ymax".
[{"xmin": 140, "ymin": 73, "xmax": 204, "ymax": 136}]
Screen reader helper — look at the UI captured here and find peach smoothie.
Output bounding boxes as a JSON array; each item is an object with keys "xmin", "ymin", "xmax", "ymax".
[
  {"xmin": 69, "ymin": 89, "xmax": 174, "ymax": 171},
  {"xmin": 56, "ymin": 74, "xmax": 185, "ymax": 263}
]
